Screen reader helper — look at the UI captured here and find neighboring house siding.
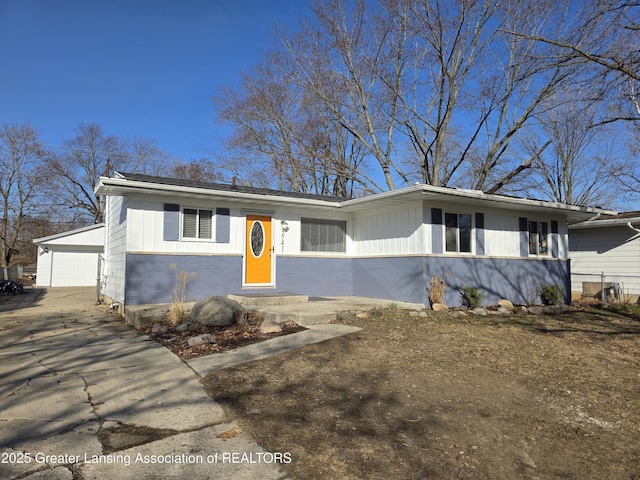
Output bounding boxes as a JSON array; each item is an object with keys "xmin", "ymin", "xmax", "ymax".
[
  {"xmin": 103, "ymin": 196, "xmax": 127, "ymax": 303},
  {"xmin": 569, "ymin": 226, "xmax": 640, "ymax": 296}
]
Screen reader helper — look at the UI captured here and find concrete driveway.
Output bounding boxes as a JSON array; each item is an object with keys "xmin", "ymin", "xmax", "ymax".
[{"xmin": 0, "ymin": 287, "xmax": 286, "ymax": 480}]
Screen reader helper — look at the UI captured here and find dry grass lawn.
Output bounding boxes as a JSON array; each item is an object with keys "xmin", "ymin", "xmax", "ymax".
[{"xmin": 203, "ymin": 305, "xmax": 640, "ymax": 480}]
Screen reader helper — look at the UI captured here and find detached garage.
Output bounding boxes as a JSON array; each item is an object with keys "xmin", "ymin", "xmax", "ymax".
[{"xmin": 34, "ymin": 224, "xmax": 105, "ymax": 287}]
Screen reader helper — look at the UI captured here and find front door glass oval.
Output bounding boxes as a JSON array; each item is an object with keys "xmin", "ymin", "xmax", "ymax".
[{"xmin": 250, "ymin": 221, "xmax": 265, "ymax": 257}]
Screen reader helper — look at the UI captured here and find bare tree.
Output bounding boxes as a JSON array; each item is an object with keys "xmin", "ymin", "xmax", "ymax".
[
  {"xmin": 213, "ymin": 40, "xmax": 366, "ymax": 196},
  {"xmin": 525, "ymin": 91, "xmax": 620, "ymax": 205},
  {"xmin": 212, "ymin": 0, "xmax": 629, "ymax": 202},
  {"xmin": 48, "ymin": 123, "xmax": 174, "ymax": 223},
  {"xmin": 290, "ymin": 0, "xmax": 577, "ymax": 191},
  {"xmin": 171, "ymin": 159, "xmax": 223, "ymax": 183},
  {"xmin": 128, "ymin": 137, "xmax": 173, "ymax": 177},
  {"xmin": 0, "ymin": 123, "xmax": 47, "ymax": 266},
  {"xmin": 506, "ymin": 0, "xmax": 639, "ymax": 123},
  {"xmin": 46, "ymin": 123, "xmax": 127, "ymax": 224}
]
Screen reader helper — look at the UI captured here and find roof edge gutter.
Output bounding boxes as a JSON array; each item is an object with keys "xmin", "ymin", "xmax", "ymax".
[{"xmin": 95, "ymin": 177, "xmax": 342, "ymax": 208}]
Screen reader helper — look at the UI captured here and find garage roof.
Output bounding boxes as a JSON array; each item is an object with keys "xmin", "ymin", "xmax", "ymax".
[{"xmin": 33, "ymin": 224, "xmax": 105, "ymax": 247}]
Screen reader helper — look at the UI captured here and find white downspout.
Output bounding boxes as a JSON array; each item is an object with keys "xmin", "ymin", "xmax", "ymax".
[{"xmin": 626, "ymin": 222, "xmax": 640, "ymax": 235}]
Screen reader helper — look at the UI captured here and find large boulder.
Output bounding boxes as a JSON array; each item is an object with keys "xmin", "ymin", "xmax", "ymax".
[
  {"xmin": 497, "ymin": 299, "xmax": 514, "ymax": 311},
  {"xmin": 190, "ymin": 296, "xmax": 244, "ymax": 327}
]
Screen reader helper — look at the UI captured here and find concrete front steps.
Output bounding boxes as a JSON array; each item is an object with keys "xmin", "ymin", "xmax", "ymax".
[
  {"xmin": 228, "ymin": 292, "xmax": 424, "ymax": 327},
  {"xmin": 228, "ymin": 292, "xmax": 332, "ymax": 326}
]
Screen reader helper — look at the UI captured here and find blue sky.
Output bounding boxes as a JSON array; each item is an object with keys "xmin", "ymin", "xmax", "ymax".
[{"xmin": 0, "ymin": 0, "xmax": 311, "ymax": 160}]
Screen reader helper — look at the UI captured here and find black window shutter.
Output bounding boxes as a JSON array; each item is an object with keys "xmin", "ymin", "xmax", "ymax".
[
  {"xmin": 431, "ymin": 208, "xmax": 442, "ymax": 225},
  {"xmin": 215, "ymin": 208, "xmax": 230, "ymax": 243},
  {"xmin": 519, "ymin": 217, "xmax": 528, "ymax": 232},
  {"xmin": 431, "ymin": 208, "xmax": 443, "ymax": 254},
  {"xmin": 163, "ymin": 204, "xmax": 180, "ymax": 241},
  {"xmin": 551, "ymin": 220, "xmax": 558, "ymax": 234},
  {"xmin": 519, "ymin": 217, "xmax": 528, "ymax": 257},
  {"xmin": 475, "ymin": 213, "xmax": 485, "ymax": 255}
]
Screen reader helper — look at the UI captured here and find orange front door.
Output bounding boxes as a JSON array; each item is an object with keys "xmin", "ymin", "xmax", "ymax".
[{"xmin": 245, "ymin": 215, "xmax": 272, "ymax": 284}]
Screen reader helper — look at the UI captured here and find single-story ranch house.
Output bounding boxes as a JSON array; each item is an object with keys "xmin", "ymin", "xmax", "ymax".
[{"xmin": 94, "ymin": 172, "xmax": 614, "ymax": 310}]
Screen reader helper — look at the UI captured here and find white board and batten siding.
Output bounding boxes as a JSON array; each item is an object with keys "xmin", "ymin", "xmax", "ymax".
[
  {"xmin": 102, "ymin": 195, "xmax": 127, "ymax": 303},
  {"xmin": 126, "ymin": 197, "xmax": 241, "ymax": 255},
  {"xmin": 352, "ymin": 201, "xmax": 425, "ymax": 256},
  {"xmin": 35, "ymin": 224, "xmax": 105, "ymax": 287},
  {"xmin": 124, "ymin": 195, "xmax": 354, "ymax": 257}
]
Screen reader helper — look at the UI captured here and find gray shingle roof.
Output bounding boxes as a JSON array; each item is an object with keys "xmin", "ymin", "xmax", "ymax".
[{"xmin": 117, "ymin": 172, "xmax": 347, "ymax": 203}]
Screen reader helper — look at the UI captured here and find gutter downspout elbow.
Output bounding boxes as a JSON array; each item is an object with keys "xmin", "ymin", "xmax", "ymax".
[{"xmin": 626, "ymin": 222, "xmax": 640, "ymax": 235}]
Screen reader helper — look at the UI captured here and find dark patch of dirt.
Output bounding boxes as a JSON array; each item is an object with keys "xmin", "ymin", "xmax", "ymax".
[
  {"xmin": 98, "ymin": 424, "xmax": 177, "ymax": 453},
  {"xmin": 143, "ymin": 312, "xmax": 306, "ymax": 360},
  {"xmin": 202, "ymin": 306, "xmax": 640, "ymax": 480}
]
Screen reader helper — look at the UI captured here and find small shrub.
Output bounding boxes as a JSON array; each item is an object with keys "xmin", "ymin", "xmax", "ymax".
[
  {"xmin": 168, "ymin": 263, "xmax": 197, "ymax": 325},
  {"xmin": 540, "ymin": 284, "xmax": 564, "ymax": 305},
  {"xmin": 461, "ymin": 287, "xmax": 484, "ymax": 309},
  {"xmin": 429, "ymin": 276, "xmax": 446, "ymax": 305},
  {"xmin": 168, "ymin": 302, "xmax": 189, "ymax": 325}
]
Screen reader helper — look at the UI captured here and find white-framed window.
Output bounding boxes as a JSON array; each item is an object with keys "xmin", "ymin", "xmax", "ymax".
[
  {"xmin": 301, "ymin": 218, "xmax": 346, "ymax": 252},
  {"xmin": 528, "ymin": 221, "xmax": 548, "ymax": 255},
  {"xmin": 183, "ymin": 208, "xmax": 213, "ymax": 239},
  {"xmin": 445, "ymin": 212, "xmax": 472, "ymax": 253}
]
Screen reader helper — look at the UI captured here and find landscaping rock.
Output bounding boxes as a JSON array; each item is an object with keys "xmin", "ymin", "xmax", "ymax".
[
  {"xmin": 432, "ymin": 303, "xmax": 449, "ymax": 312},
  {"xmin": 471, "ymin": 307, "xmax": 488, "ymax": 316},
  {"xmin": 189, "ymin": 296, "xmax": 244, "ymax": 327},
  {"xmin": 544, "ymin": 304, "xmax": 571, "ymax": 315},
  {"xmin": 176, "ymin": 322, "xmax": 190, "ymax": 332},
  {"xmin": 498, "ymin": 299, "xmax": 514, "ymax": 311},
  {"xmin": 151, "ymin": 323, "xmax": 166, "ymax": 334},
  {"xmin": 515, "ymin": 306, "xmax": 528, "ymax": 314},
  {"xmin": 497, "ymin": 306, "xmax": 512, "ymax": 315},
  {"xmin": 528, "ymin": 306, "xmax": 544, "ymax": 315},
  {"xmin": 259, "ymin": 318, "xmax": 282, "ymax": 334},
  {"xmin": 187, "ymin": 334, "xmax": 216, "ymax": 347}
]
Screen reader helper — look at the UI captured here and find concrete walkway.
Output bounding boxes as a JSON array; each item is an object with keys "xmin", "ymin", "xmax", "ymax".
[
  {"xmin": 187, "ymin": 324, "xmax": 362, "ymax": 376},
  {"xmin": 0, "ymin": 287, "xmax": 289, "ymax": 479}
]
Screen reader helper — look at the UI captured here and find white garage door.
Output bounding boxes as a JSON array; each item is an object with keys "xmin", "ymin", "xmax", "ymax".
[{"xmin": 51, "ymin": 251, "xmax": 99, "ymax": 287}]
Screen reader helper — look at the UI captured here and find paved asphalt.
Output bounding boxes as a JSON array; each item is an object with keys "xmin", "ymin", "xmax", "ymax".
[{"xmin": 0, "ymin": 287, "xmax": 289, "ymax": 480}]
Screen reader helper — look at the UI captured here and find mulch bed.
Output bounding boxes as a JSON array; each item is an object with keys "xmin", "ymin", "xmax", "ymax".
[{"xmin": 142, "ymin": 312, "xmax": 306, "ymax": 360}]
